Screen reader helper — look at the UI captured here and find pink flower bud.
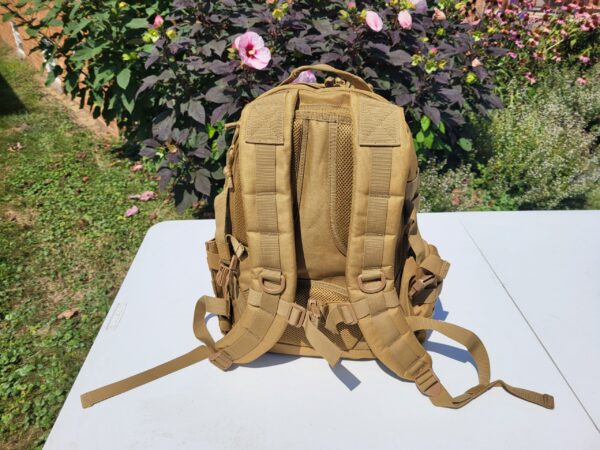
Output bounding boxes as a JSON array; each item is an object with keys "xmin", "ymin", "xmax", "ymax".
[{"xmin": 153, "ymin": 15, "xmax": 164, "ymax": 28}]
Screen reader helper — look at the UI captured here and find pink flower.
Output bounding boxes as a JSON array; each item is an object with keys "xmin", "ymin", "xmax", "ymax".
[
  {"xmin": 508, "ymin": 51, "xmax": 517, "ymax": 59},
  {"xmin": 432, "ymin": 8, "xmax": 446, "ymax": 21},
  {"xmin": 472, "ymin": 57, "xmax": 482, "ymax": 67},
  {"xmin": 292, "ymin": 70, "xmax": 317, "ymax": 84},
  {"xmin": 515, "ymin": 40, "xmax": 524, "ymax": 48},
  {"xmin": 124, "ymin": 206, "xmax": 139, "ymax": 217},
  {"xmin": 128, "ymin": 191, "xmax": 156, "ymax": 201},
  {"xmin": 365, "ymin": 11, "xmax": 383, "ymax": 32},
  {"xmin": 236, "ymin": 31, "xmax": 271, "ymax": 70},
  {"xmin": 347, "ymin": 1, "xmax": 356, "ymax": 9},
  {"xmin": 397, "ymin": 10, "xmax": 412, "ymax": 29},
  {"xmin": 525, "ymin": 72, "xmax": 536, "ymax": 84},
  {"xmin": 579, "ymin": 55, "xmax": 590, "ymax": 63},
  {"xmin": 551, "ymin": 54, "xmax": 562, "ymax": 61},
  {"xmin": 580, "ymin": 24, "xmax": 590, "ymax": 31},
  {"xmin": 576, "ymin": 77, "xmax": 588, "ymax": 85},
  {"xmin": 131, "ymin": 162, "xmax": 143, "ymax": 172},
  {"xmin": 413, "ymin": 0, "xmax": 428, "ymax": 14},
  {"xmin": 153, "ymin": 15, "xmax": 164, "ymax": 28}
]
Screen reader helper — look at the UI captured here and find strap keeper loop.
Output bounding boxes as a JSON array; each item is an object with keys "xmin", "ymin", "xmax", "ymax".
[{"xmin": 209, "ymin": 350, "xmax": 233, "ymax": 370}]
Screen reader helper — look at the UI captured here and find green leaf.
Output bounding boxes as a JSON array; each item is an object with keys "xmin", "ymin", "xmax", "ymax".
[
  {"xmin": 121, "ymin": 91, "xmax": 135, "ymax": 114},
  {"xmin": 458, "ymin": 137, "xmax": 473, "ymax": 152},
  {"xmin": 116, "ymin": 68, "xmax": 131, "ymax": 89},
  {"xmin": 420, "ymin": 115, "xmax": 430, "ymax": 132},
  {"xmin": 415, "ymin": 130, "xmax": 424, "ymax": 143},
  {"xmin": 422, "ymin": 130, "xmax": 434, "ymax": 149},
  {"xmin": 438, "ymin": 120, "xmax": 445, "ymax": 134},
  {"xmin": 126, "ymin": 18, "xmax": 150, "ymax": 29}
]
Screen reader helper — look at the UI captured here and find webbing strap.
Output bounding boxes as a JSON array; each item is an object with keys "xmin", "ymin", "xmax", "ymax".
[
  {"xmin": 80, "ymin": 295, "xmax": 227, "ymax": 408},
  {"xmin": 212, "ymin": 89, "xmax": 297, "ymax": 365},
  {"xmin": 363, "ymin": 147, "xmax": 392, "ymax": 269},
  {"xmin": 256, "ymin": 144, "xmax": 281, "ymax": 270},
  {"xmin": 275, "ymin": 298, "xmax": 342, "ymax": 366},
  {"xmin": 406, "ymin": 316, "xmax": 555, "ymax": 409}
]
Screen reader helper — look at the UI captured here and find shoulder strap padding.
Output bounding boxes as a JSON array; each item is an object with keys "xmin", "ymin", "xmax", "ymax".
[
  {"xmin": 217, "ymin": 89, "xmax": 299, "ymax": 364},
  {"xmin": 346, "ymin": 95, "xmax": 430, "ymax": 380}
]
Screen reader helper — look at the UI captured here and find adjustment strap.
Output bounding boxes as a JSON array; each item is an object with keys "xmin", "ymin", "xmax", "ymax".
[
  {"xmin": 80, "ymin": 295, "xmax": 231, "ymax": 408},
  {"xmin": 420, "ymin": 254, "xmax": 450, "ymax": 280},
  {"xmin": 201, "ymin": 295, "xmax": 230, "ymax": 319},
  {"xmin": 275, "ymin": 298, "xmax": 342, "ymax": 367},
  {"xmin": 405, "ymin": 316, "xmax": 555, "ymax": 409}
]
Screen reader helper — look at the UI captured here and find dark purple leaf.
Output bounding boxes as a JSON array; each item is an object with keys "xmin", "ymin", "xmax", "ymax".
[
  {"xmin": 139, "ymin": 147, "xmax": 157, "ymax": 157},
  {"xmin": 172, "ymin": 128, "xmax": 190, "ymax": 144},
  {"xmin": 190, "ymin": 147, "xmax": 211, "ymax": 159},
  {"xmin": 174, "ymin": 185, "xmax": 198, "ymax": 213},
  {"xmin": 287, "ymin": 38, "xmax": 312, "ymax": 55},
  {"xmin": 142, "ymin": 138, "xmax": 161, "ymax": 148},
  {"xmin": 145, "ymin": 50, "xmax": 160, "ymax": 69},
  {"xmin": 194, "ymin": 169, "xmax": 211, "ymax": 196},
  {"xmin": 187, "ymin": 98, "xmax": 205, "ymax": 124},
  {"xmin": 158, "ymin": 168, "xmax": 173, "ymax": 191},
  {"xmin": 438, "ymin": 88, "xmax": 464, "ymax": 105},
  {"xmin": 388, "ymin": 50, "xmax": 411, "ymax": 66},
  {"xmin": 205, "ymin": 86, "xmax": 231, "ymax": 104},
  {"xmin": 423, "ymin": 104, "xmax": 441, "ymax": 126},
  {"xmin": 210, "ymin": 103, "xmax": 230, "ymax": 124},
  {"xmin": 208, "ymin": 60, "xmax": 233, "ymax": 75},
  {"xmin": 152, "ymin": 109, "xmax": 175, "ymax": 141},
  {"xmin": 136, "ymin": 75, "xmax": 158, "ymax": 98},
  {"xmin": 482, "ymin": 94, "xmax": 503, "ymax": 109}
]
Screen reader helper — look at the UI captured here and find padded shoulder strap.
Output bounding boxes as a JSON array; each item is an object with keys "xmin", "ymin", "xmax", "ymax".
[
  {"xmin": 345, "ymin": 96, "xmax": 554, "ymax": 409},
  {"xmin": 215, "ymin": 89, "xmax": 299, "ymax": 364},
  {"xmin": 345, "ymin": 95, "xmax": 433, "ymax": 384},
  {"xmin": 80, "ymin": 90, "xmax": 299, "ymax": 407}
]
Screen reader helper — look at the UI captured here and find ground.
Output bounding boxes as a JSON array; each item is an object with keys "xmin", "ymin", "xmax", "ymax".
[{"xmin": 0, "ymin": 43, "xmax": 189, "ymax": 449}]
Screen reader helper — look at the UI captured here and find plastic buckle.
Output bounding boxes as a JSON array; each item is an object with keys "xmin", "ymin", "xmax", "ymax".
[
  {"xmin": 286, "ymin": 303, "xmax": 306, "ymax": 328},
  {"xmin": 357, "ymin": 270, "xmax": 386, "ymax": 294},
  {"xmin": 215, "ymin": 255, "xmax": 239, "ymax": 288},
  {"xmin": 338, "ymin": 303, "xmax": 357, "ymax": 325},
  {"xmin": 307, "ymin": 298, "xmax": 321, "ymax": 325},
  {"xmin": 409, "ymin": 274, "xmax": 436, "ymax": 298}
]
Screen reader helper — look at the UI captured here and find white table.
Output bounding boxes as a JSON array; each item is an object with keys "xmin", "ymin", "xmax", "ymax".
[{"xmin": 44, "ymin": 212, "xmax": 600, "ymax": 450}]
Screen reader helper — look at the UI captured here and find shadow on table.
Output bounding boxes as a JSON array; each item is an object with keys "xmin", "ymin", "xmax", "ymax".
[{"xmin": 241, "ymin": 297, "xmax": 474, "ymax": 390}]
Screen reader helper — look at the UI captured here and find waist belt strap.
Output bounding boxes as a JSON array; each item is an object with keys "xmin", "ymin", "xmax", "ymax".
[
  {"xmin": 405, "ymin": 316, "xmax": 554, "ymax": 409},
  {"xmin": 81, "ymin": 295, "xmax": 228, "ymax": 408}
]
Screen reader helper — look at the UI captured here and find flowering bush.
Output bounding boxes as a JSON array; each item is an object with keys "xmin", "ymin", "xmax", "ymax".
[
  {"xmin": 473, "ymin": 63, "xmax": 600, "ymax": 210},
  {"xmin": 137, "ymin": 0, "xmax": 504, "ymax": 210},
  {"xmin": 478, "ymin": 0, "xmax": 599, "ymax": 93}
]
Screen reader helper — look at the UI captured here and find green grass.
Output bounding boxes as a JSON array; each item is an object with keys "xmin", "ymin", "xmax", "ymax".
[{"xmin": 0, "ymin": 44, "xmax": 190, "ymax": 449}]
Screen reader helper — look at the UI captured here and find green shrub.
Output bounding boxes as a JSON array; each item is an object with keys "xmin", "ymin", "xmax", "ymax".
[
  {"xmin": 474, "ymin": 64, "xmax": 600, "ymax": 210},
  {"xmin": 1, "ymin": 0, "xmax": 171, "ymax": 131},
  {"xmin": 419, "ymin": 161, "xmax": 488, "ymax": 212}
]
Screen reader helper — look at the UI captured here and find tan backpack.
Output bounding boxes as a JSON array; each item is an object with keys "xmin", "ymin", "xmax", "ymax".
[{"xmin": 81, "ymin": 64, "xmax": 554, "ymax": 410}]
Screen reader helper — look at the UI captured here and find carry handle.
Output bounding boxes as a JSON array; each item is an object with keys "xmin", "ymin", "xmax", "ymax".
[{"xmin": 278, "ymin": 64, "xmax": 373, "ymax": 92}]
